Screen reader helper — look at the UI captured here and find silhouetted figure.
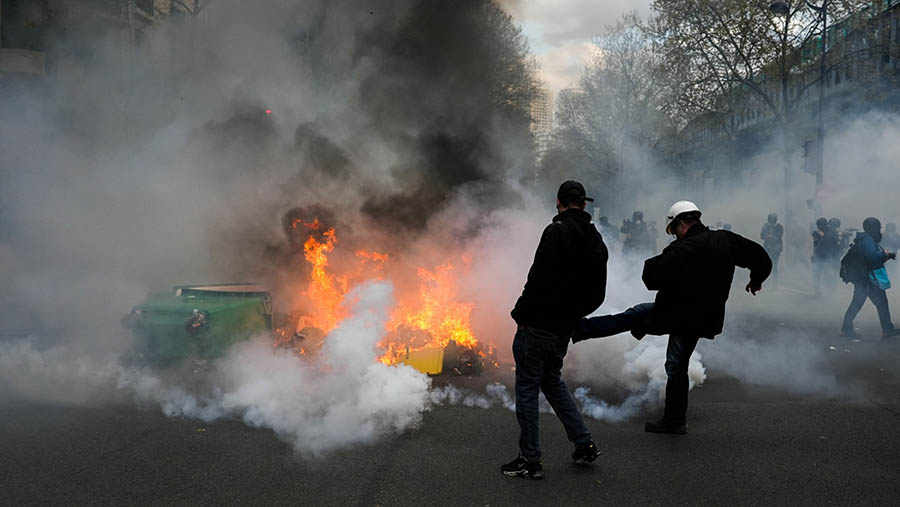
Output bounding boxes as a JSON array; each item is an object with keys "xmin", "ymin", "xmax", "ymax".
[
  {"xmin": 761, "ymin": 213, "xmax": 784, "ymax": 279},
  {"xmin": 621, "ymin": 211, "xmax": 652, "ymax": 258},
  {"xmin": 573, "ymin": 200, "xmax": 771, "ymax": 434},
  {"xmin": 811, "ymin": 217, "xmax": 839, "ymax": 296},
  {"xmin": 647, "ymin": 221, "xmax": 660, "ymax": 254},
  {"xmin": 503, "ymin": 180, "xmax": 607, "ymax": 479},
  {"xmin": 596, "ymin": 216, "xmax": 620, "ymax": 244}
]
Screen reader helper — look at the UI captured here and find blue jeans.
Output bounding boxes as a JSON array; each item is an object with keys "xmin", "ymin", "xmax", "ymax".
[
  {"xmin": 842, "ymin": 281, "xmax": 895, "ymax": 335},
  {"xmin": 663, "ymin": 335, "xmax": 700, "ymax": 425},
  {"xmin": 513, "ymin": 325, "xmax": 591, "ymax": 461}
]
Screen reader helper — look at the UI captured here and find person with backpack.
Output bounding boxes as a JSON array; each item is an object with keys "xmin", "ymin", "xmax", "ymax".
[
  {"xmin": 840, "ymin": 217, "xmax": 900, "ymax": 339},
  {"xmin": 503, "ymin": 180, "xmax": 608, "ymax": 480}
]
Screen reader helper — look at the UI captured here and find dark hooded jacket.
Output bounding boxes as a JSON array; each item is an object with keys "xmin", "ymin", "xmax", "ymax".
[
  {"xmin": 641, "ymin": 223, "xmax": 771, "ymax": 339},
  {"xmin": 511, "ymin": 208, "xmax": 608, "ymax": 336}
]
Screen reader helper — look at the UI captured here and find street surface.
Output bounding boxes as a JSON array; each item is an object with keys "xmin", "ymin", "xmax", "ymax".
[{"xmin": 3, "ymin": 287, "xmax": 900, "ymax": 506}]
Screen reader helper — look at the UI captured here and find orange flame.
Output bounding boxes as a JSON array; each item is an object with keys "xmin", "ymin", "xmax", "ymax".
[
  {"xmin": 380, "ymin": 263, "xmax": 477, "ymax": 365},
  {"xmin": 297, "ymin": 227, "xmax": 345, "ymax": 333},
  {"xmin": 284, "ymin": 222, "xmax": 480, "ymax": 368}
]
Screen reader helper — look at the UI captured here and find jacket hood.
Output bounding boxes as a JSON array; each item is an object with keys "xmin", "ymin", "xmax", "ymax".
[{"xmin": 553, "ymin": 208, "xmax": 592, "ymax": 224}]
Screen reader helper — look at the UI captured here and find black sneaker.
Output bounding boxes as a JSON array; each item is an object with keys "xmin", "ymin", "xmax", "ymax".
[
  {"xmin": 840, "ymin": 330, "xmax": 862, "ymax": 338},
  {"xmin": 883, "ymin": 328, "xmax": 900, "ymax": 339},
  {"xmin": 645, "ymin": 419, "xmax": 687, "ymax": 435},
  {"xmin": 501, "ymin": 455, "xmax": 544, "ymax": 480},
  {"xmin": 572, "ymin": 440, "xmax": 601, "ymax": 464}
]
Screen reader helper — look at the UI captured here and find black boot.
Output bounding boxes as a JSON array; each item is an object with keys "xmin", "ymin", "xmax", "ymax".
[{"xmin": 645, "ymin": 419, "xmax": 687, "ymax": 435}]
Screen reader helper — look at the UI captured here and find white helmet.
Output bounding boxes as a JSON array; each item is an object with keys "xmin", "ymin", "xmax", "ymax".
[{"xmin": 665, "ymin": 200, "xmax": 702, "ymax": 234}]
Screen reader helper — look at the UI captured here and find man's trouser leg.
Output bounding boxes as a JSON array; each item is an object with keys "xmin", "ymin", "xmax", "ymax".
[
  {"xmin": 662, "ymin": 334, "xmax": 699, "ymax": 425},
  {"xmin": 578, "ymin": 302, "xmax": 654, "ymax": 338},
  {"xmin": 513, "ymin": 326, "xmax": 552, "ymax": 460},
  {"xmin": 539, "ymin": 336, "xmax": 591, "ymax": 447},
  {"xmin": 868, "ymin": 286, "xmax": 895, "ymax": 334},
  {"xmin": 842, "ymin": 282, "xmax": 869, "ymax": 333},
  {"xmin": 768, "ymin": 249, "xmax": 780, "ymax": 279}
]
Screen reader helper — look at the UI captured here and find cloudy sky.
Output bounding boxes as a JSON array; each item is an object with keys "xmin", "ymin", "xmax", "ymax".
[{"xmin": 505, "ymin": 0, "xmax": 653, "ymax": 94}]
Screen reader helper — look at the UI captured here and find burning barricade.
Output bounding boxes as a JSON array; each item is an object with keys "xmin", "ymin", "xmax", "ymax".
[
  {"xmin": 274, "ymin": 217, "xmax": 499, "ymax": 375},
  {"xmin": 122, "ymin": 212, "xmax": 499, "ymax": 375}
]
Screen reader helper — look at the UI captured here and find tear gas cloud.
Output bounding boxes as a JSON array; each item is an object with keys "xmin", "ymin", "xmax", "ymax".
[{"xmin": 0, "ymin": 0, "xmax": 895, "ymax": 455}]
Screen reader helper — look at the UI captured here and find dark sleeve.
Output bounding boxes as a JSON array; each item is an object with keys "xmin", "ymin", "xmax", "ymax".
[
  {"xmin": 760, "ymin": 224, "xmax": 767, "ymax": 241},
  {"xmin": 642, "ymin": 245, "xmax": 683, "ymax": 291},
  {"xmin": 775, "ymin": 225, "xmax": 783, "ymax": 239},
  {"xmin": 583, "ymin": 238, "xmax": 608, "ymax": 312},
  {"xmin": 729, "ymin": 232, "xmax": 772, "ymax": 285}
]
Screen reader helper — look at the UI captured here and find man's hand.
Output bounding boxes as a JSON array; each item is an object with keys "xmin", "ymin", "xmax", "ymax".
[
  {"xmin": 887, "ymin": 251, "xmax": 897, "ymax": 260},
  {"xmin": 745, "ymin": 281, "xmax": 762, "ymax": 295}
]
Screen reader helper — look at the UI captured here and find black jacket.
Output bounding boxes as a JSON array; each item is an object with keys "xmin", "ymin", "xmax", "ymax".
[
  {"xmin": 511, "ymin": 209, "xmax": 608, "ymax": 336},
  {"xmin": 642, "ymin": 223, "xmax": 771, "ymax": 339}
]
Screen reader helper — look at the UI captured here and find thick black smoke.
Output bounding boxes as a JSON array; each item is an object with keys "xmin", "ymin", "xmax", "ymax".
[{"xmin": 297, "ymin": 0, "xmax": 539, "ymax": 233}]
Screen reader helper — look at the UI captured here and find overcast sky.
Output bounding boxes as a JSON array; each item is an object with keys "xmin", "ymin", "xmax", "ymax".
[{"xmin": 504, "ymin": 0, "xmax": 653, "ymax": 94}]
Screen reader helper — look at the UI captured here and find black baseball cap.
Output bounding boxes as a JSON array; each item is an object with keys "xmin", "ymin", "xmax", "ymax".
[{"xmin": 557, "ymin": 180, "xmax": 594, "ymax": 203}]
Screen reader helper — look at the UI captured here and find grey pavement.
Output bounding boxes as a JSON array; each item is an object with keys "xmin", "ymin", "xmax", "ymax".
[{"xmin": 2, "ymin": 312, "xmax": 900, "ymax": 506}]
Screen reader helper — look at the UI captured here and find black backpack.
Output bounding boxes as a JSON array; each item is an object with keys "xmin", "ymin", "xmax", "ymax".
[{"xmin": 840, "ymin": 242, "xmax": 867, "ymax": 284}]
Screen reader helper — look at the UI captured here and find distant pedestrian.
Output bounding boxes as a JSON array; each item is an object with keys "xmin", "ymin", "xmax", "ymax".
[
  {"xmin": 830, "ymin": 218, "xmax": 845, "ymax": 253},
  {"xmin": 622, "ymin": 211, "xmax": 652, "ymax": 258},
  {"xmin": 648, "ymin": 221, "xmax": 660, "ymax": 254},
  {"xmin": 503, "ymin": 180, "xmax": 607, "ymax": 480},
  {"xmin": 572, "ymin": 201, "xmax": 771, "ymax": 434},
  {"xmin": 761, "ymin": 213, "xmax": 784, "ymax": 279},
  {"xmin": 840, "ymin": 217, "xmax": 900, "ymax": 339},
  {"xmin": 597, "ymin": 216, "xmax": 620, "ymax": 245},
  {"xmin": 812, "ymin": 217, "xmax": 839, "ymax": 296}
]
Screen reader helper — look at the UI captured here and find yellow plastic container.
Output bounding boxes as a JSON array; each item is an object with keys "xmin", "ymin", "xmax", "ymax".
[{"xmin": 402, "ymin": 347, "xmax": 444, "ymax": 375}]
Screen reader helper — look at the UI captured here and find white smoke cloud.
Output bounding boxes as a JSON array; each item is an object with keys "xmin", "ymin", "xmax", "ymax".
[{"xmin": 2, "ymin": 282, "xmax": 435, "ymax": 456}]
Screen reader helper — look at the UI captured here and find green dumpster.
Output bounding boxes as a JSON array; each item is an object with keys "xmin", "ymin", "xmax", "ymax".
[{"xmin": 123, "ymin": 284, "xmax": 273, "ymax": 366}]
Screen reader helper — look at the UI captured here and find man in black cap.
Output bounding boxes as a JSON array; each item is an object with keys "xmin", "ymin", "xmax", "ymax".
[
  {"xmin": 841, "ymin": 217, "xmax": 900, "ymax": 338},
  {"xmin": 502, "ymin": 180, "xmax": 608, "ymax": 480}
]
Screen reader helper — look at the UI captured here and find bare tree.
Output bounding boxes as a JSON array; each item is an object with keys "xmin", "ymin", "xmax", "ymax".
[
  {"xmin": 652, "ymin": 0, "xmax": 889, "ymax": 225},
  {"xmin": 547, "ymin": 13, "xmax": 676, "ymax": 201}
]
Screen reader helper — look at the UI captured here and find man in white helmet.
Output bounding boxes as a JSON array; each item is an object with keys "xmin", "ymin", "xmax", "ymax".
[{"xmin": 572, "ymin": 200, "xmax": 772, "ymax": 434}]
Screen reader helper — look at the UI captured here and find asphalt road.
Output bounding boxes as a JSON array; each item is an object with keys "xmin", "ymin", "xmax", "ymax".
[{"xmin": 3, "ymin": 313, "xmax": 900, "ymax": 506}]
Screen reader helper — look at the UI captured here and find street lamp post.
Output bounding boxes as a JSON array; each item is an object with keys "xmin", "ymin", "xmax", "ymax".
[
  {"xmin": 770, "ymin": 0, "xmax": 828, "ymax": 186},
  {"xmin": 808, "ymin": 1, "xmax": 828, "ymax": 188}
]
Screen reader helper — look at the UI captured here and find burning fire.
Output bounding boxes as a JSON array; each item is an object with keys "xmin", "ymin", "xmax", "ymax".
[
  {"xmin": 380, "ymin": 264, "xmax": 477, "ymax": 365},
  {"xmin": 297, "ymin": 227, "xmax": 344, "ymax": 333},
  {"xmin": 280, "ymin": 221, "xmax": 485, "ymax": 368}
]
